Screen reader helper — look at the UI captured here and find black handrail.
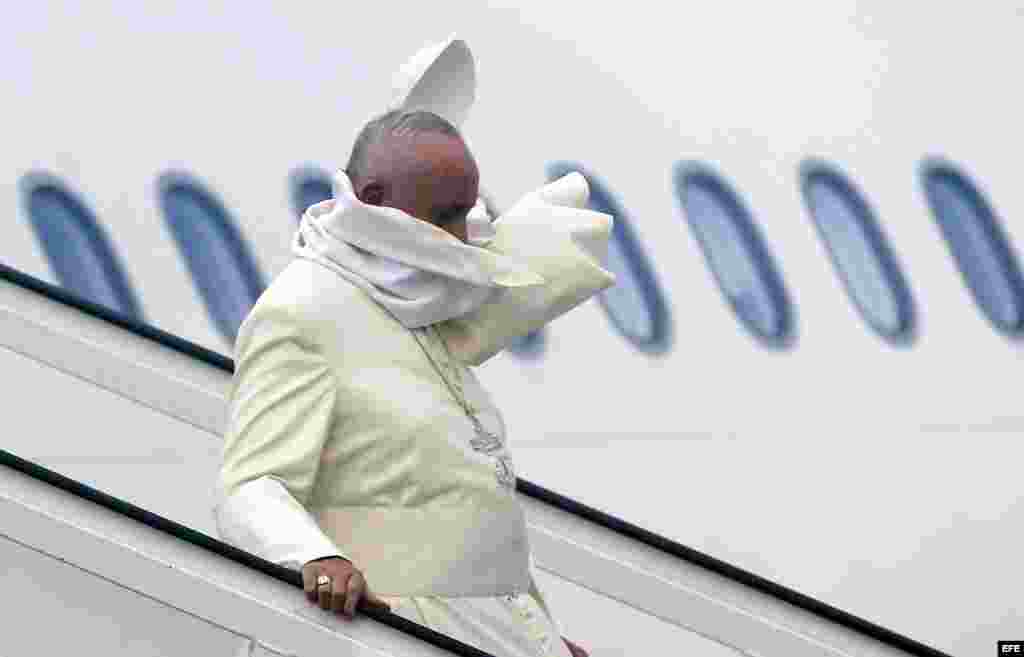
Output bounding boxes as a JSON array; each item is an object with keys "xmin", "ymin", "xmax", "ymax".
[
  {"xmin": 0, "ymin": 261, "xmax": 952, "ymax": 657},
  {"xmin": 0, "ymin": 447, "xmax": 495, "ymax": 657}
]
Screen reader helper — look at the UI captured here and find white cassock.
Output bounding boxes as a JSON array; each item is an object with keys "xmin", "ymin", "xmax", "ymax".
[{"xmin": 213, "ymin": 36, "xmax": 616, "ymax": 657}]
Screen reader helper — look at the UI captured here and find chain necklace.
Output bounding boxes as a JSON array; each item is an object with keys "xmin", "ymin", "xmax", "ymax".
[{"xmin": 408, "ymin": 326, "xmax": 516, "ymax": 489}]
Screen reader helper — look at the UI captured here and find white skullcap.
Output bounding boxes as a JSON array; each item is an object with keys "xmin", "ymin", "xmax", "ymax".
[{"xmin": 389, "ymin": 35, "xmax": 476, "ymax": 128}]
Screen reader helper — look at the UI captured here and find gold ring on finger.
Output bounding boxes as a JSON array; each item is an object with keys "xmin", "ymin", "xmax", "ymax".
[{"xmin": 317, "ymin": 575, "xmax": 331, "ymax": 588}]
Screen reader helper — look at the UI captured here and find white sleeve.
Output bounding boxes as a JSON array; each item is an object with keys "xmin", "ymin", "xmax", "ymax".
[
  {"xmin": 437, "ymin": 173, "xmax": 616, "ymax": 366},
  {"xmin": 215, "ymin": 306, "xmax": 347, "ymax": 570},
  {"xmin": 214, "ymin": 476, "xmax": 344, "ymax": 571}
]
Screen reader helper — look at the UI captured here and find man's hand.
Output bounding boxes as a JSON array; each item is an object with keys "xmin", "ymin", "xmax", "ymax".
[
  {"xmin": 563, "ymin": 636, "xmax": 588, "ymax": 657},
  {"xmin": 301, "ymin": 557, "xmax": 391, "ymax": 619}
]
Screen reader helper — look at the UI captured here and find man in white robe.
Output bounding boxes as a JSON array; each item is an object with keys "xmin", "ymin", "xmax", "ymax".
[{"xmin": 214, "ymin": 37, "xmax": 614, "ymax": 657}]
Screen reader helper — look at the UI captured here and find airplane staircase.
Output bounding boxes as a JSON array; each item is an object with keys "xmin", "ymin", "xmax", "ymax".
[{"xmin": 0, "ymin": 262, "xmax": 951, "ymax": 657}]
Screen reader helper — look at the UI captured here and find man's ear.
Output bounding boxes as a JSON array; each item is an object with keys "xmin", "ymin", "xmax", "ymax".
[{"xmin": 357, "ymin": 181, "xmax": 386, "ymax": 206}]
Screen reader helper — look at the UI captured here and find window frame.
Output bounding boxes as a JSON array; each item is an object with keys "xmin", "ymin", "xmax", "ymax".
[
  {"xmin": 799, "ymin": 159, "xmax": 917, "ymax": 345},
  {"xmin": 288, "ymin": 165, "xmax": 335, "ymax": 221},
  {"xmin": 673, "ymin": 161, "xmax": 796, "ymax": 349},
  {"xmin": 919, "ymin": 157, "xmax": 1024, "ymax": 337},
  {"xmin": 156, "ymin": 171, "xmax": 266, "ymax": 343},
  {"xmin": 19, "ymin": 171, "xmax": 144, "ymax": 320},
  {"xmin": 546, "ymin": 161, "xmax": 673, "ymax": 355}
]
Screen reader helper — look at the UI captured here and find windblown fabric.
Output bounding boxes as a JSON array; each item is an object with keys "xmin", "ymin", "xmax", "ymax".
[{"xmin": 292, "ymin": 169, "xmax": 543, "ymax": 329}]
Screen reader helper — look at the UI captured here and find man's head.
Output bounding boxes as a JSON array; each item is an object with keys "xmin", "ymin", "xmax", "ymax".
[{"xmin": 345, "ymin": 110, "xmax": 479, "ymax": 243}]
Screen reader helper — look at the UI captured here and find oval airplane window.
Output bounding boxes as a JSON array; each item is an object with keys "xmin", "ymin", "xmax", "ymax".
[
  {"xmin": 800, "ymin": 160, "xmax": 917, "ymax": 344},
  {"xmin": 19, "ymin": 172, "xmax": 143, "ymax": 319},
  {"xmin": 546, "ymin": 162, "xmax": 672, "ymax": 354},
  {"xmin": 506, "ymin": 329, "xmax": 545, "ymax": 358},
  {"xmin": 158, "ymin": 172, "xmax": 266, "ymax": 344},
  {"xmin": 289, "ymin": 166, "xmax": 334, "ymax": 220},
  {"xmin": 921, "ymin": 158, "xmax": 1024, "ymax": 336},
  {"xmin": 674, "ymin": 162, "xmax": 795, "ymax": 348}
]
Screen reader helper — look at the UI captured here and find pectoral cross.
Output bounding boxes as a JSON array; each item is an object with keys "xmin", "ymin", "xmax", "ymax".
[
  {"xmin": 466, "ymin": 413, "xmax": 515, "ymax": 489},
  {"xmin": 468, "ymin": 414, "xmax": 503, "ymax": 454},
  {"xmin": 495, "ymin": 455, "xmax": 516, "ymax": 489}
]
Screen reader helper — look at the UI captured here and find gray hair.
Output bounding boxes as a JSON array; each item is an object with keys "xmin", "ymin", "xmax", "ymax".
[{"xmin": 345, "ymin": 109, "xmax": 462, "ymax": 185}]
